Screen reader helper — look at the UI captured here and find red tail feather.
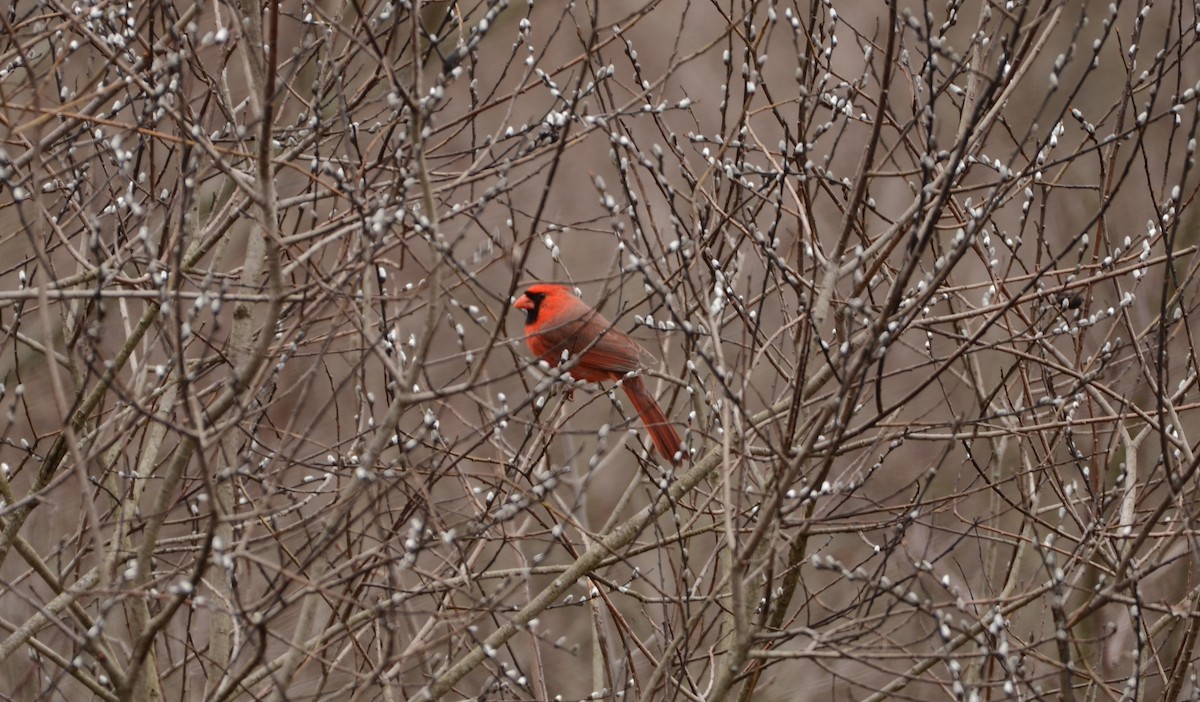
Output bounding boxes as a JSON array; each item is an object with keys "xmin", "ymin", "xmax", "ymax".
[{"xmin": 623, "ymin": 376, "xmax": 683, "ymax": 464}]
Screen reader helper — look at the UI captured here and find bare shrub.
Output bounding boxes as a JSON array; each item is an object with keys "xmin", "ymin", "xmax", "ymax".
[{"xmin": 1, "ymin": 0, "xmax": 1199, "ymax": 699}]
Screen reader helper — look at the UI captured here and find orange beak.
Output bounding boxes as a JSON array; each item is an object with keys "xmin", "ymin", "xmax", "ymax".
[{"xmin": 513, "ymin": 294, "xmax": 534, "ymax": 311}]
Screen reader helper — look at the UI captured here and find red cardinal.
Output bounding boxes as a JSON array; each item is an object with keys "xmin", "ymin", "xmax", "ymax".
[{"xmin": 514, "ymin": 284, "xmax": 683, "ymax": 464}]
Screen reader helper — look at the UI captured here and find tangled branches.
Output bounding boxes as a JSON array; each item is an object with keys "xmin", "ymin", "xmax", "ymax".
[{"xmin": 1, "ymin": 0, "xmax": 1199, "ymax": 700}]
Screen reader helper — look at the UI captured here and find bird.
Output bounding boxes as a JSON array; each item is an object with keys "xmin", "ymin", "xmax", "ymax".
[{"xmin": 513, "ymin": 283, "xmax": 683, "ymax": 464}]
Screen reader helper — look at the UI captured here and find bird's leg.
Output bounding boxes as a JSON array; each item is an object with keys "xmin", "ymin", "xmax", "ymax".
[{"xmin": 558, "ymin": 373, "xmax": 575, "ymax": 401}]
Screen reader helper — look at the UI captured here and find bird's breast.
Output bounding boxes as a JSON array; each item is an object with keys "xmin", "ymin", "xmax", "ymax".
[{"xmin": 524, "ymin": 330, "xmax": 557, "ymax": 363}]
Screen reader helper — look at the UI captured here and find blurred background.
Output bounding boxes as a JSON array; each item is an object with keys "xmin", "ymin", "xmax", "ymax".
[{"xmin": 1, "ymin": 0, "xmax": 1199, "ymax": 699}]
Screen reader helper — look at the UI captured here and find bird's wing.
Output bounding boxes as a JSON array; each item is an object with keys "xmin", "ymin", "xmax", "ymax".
[
  {"xmin": 533, "ymin": 310, "xmax": 644, "ymax": 374},
  {"xmin": 577, "ymin": 326, "xmax": 645, "ymax": 374}
]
